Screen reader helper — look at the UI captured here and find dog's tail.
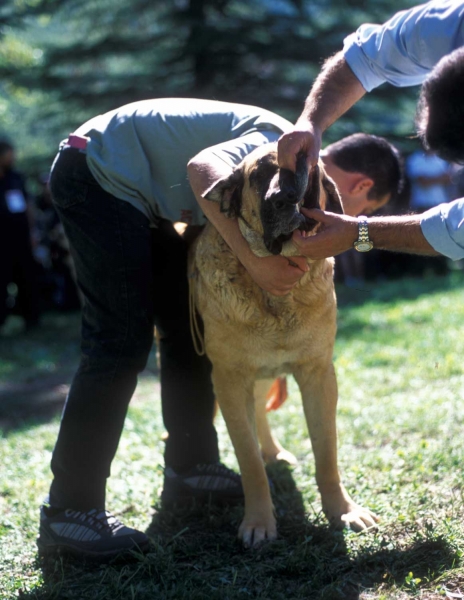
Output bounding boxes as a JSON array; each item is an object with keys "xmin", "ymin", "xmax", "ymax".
[{"xmin": 266, "ymin": 376, "xmax": 288, "ymax": 411}]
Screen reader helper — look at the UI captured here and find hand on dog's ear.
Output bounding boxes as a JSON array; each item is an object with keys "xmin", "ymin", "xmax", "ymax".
[{"xmin": 203, "ymin": 168, "xmax": 244, "ymax": 219}]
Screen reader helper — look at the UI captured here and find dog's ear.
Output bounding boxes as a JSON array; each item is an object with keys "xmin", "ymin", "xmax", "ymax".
[
  {"xmin": 322, "ymin": 175, "xmax": 344, "ymax": 215},
  {"xmin": 294, "ymin": 151, "xmax": 310, "ymax": 203},
  {"xmin": 302, "ymin": 164, "xmax": 321, "ymax": 210},
  {"xmin": 203, "ymin": 168, "xmax": 244, "ymax": 219}
]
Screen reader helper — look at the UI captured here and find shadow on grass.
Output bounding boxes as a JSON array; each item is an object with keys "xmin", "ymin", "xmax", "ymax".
[
  {"xmin": 29, "ymin": 535, "xmax": 458, "ymax": 600},
  {"xmin": 21, "ymin": 464, "xmax": 461, "ymax": 599},
  {"xmin": 0, "ymin": 311, "xmax": 81, "ymax": 433},
  {"xmin": 0, "ymin": 373, "xmax": 70, "ymax": 433},
  {"xmin": 345, "ymin": 536, "xmax": 456, "ymax": 597},
  {"xmin": 0, "ymin": 311, "xmax": 159, "ymax": 435}
]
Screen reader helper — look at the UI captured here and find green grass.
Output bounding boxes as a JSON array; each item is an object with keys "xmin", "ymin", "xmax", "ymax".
[{"xmin": 1, "ymin": 273, "xmax": 464, "ymax": 599}]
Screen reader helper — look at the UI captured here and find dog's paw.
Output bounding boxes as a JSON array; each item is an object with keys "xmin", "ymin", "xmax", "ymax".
[
  {"xmin": 262, "ymin": 447, "xmax": 298, "ymax": 466},
  {"xmin": 335, "ymin": 504, "xmax": 378, "ymax": 532},
  {"xmin": 238, "ymin": 515, "xmax": 277, "ymax": 548},
  {"xmin": 321, "ymin": 486, "xmax": 378, "ymax": 532}
]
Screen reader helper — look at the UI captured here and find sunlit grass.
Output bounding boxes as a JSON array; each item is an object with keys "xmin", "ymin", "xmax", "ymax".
[{"xmin": 1, "ymin": 273, "xmax": 464, "ymax": 599}]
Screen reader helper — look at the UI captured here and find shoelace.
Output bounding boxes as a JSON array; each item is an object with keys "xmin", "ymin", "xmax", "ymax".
[{"xmin": 63, "ymin": 508, "xmax": 125, "ymax": 534}]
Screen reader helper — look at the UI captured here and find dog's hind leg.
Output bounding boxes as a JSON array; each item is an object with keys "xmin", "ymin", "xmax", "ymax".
[
  {"xmin": 254, "ymin": 379, "xmax": 298, "ymax": 465},
  {"xmin": 294, "ymin": 361, "xmax": 378, "ymax": 532},
  {"xmin": 212, "ymin": 367, "xmax": 276, "ymax": 547}
]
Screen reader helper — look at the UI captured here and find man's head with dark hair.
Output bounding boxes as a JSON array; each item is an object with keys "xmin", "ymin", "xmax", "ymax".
[
  {"xmin": 417, "ymin": 47, "xmax": 464, "ymax": 164},
  {"xmin": 321, "ymin": 133, "xmax": 404, "ymax": 217}
]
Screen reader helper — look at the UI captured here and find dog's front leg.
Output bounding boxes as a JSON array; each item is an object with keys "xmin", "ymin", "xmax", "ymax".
[
  {"xmin": 294, "ymin": 362, "xmax": 378, "ymax": 532},
  {"xmin": 213, "ymin": 368, "xmax": 276, "ymax": 547}
]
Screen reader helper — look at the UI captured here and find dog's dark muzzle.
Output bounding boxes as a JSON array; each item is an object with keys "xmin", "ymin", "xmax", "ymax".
[
  {"xmin": 261, "ymin": 154, "xmax": 320, "ymax": 255},
  {"xmin": 264, "ymin": 181, "xmax": 299, "ymax": 210}
]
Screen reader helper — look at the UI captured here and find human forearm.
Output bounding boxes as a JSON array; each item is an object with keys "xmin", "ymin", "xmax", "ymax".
[
  {"xmin": 278, "ymin": 53, "xmax": 366, "ymax": 172},
  {"xmin": 292, "ymin": 209, "xmax": 439, "ymax": 260},
  {"xmin": 368, "ymin": 216, "xmax": 438, "ymax": 255},
  {"xmin": 187, "ymin": 153, "xmax": 255, "ymax": 265},
  {"xmin": 195, "ymin": 190, "xmax": 256, "ymax": 265},
  {"xmin": 297, "ymin": 52, "xmax": 366, "ymax": 132}
]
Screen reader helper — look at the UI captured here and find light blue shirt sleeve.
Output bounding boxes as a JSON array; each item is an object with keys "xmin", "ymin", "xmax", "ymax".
[
  {"xmin": 343, "ymin": 0, "xmax": 464, "ymax": 92},
  {"xmin": 420, "ymin": 198, "xmax": 464, "ymax": 259}
]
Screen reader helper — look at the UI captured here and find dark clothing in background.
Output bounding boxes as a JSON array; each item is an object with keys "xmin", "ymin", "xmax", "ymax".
[{"xmin": 0, "ymin": 169, "xmax": 40, "ymax": 327}]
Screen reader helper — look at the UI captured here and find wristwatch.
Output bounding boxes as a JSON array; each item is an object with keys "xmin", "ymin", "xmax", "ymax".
[{"xmin": 353, "ymin": 216, "xmax": 373, "ymax": 252}]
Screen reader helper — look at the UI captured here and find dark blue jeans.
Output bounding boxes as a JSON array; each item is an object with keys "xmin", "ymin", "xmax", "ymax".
[{"xmin": 48, "ymin": 146, "xmax": 218, "ymax": 510}]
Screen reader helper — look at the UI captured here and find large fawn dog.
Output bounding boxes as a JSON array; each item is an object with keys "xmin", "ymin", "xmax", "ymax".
[{"xmin": 190, "ymin": 144, "xmax": 377, "ymax": 547}]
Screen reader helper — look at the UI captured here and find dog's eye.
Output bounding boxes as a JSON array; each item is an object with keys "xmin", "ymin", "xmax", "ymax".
[{"xmin": 249, "ymin": 164, "xmax": 278, "ymax": 197}]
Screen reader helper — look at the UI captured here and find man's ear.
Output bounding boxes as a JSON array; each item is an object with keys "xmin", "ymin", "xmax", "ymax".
[
  {"xmin": 322, "ymin": 175, "xmax": 344, "ymax": 215},
  {"xmin": 203, "ymin": 168, "xmax": 244, "ymax": 219},
  {"xmin": 351, "ymin": 176, "xmax": 374, "ymax": 196}
]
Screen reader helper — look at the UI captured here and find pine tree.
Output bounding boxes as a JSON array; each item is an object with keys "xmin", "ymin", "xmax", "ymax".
[{"xmin": 0, "ymin": 0, "xmax": 419, "ymax": 170}]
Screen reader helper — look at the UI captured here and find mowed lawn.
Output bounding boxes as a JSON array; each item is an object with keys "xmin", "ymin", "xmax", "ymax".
[{"xmin": 1, "ymin": 272, "xmax": 464, "ymax": 600}]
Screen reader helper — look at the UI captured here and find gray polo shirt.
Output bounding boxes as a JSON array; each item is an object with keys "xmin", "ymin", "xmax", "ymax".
[{"xmin": 74, "ymin": 98, "xmax": 292, "ymax": 226}]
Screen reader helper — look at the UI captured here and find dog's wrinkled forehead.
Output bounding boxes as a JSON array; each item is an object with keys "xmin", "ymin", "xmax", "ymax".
[
  {"xmin": 242, "ymin": 145, "xmax": 309, "ymax": 208},
  {"xmin": 247, "ymin": 150, "xmax": 279, "ymax": 197}
]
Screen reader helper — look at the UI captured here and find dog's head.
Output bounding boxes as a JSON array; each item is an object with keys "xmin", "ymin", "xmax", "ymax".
[{"xmin": 204, "ymin": 143, "xmax": 343, "ymax": 256}]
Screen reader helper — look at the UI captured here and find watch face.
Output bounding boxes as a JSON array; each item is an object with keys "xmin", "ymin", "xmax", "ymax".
[{"xmin": 355, "ymin": 241, "xmax": 373, "ymax": 252}]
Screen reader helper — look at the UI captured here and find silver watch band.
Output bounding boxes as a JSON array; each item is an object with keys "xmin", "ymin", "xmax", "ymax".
[{"xmin": 354, "ymin": 216, "xmax": 373, "ymax": 252}]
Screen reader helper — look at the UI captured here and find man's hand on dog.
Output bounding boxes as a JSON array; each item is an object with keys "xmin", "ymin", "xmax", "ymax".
[
  {"xmin": 277, "ymin": 123, "xmax": 322, "ymax": 172},
  {"xmin": 292, "ymin": 208, "xmax": 358, "ymax": 260},
  {"xmin": 243, "ymin": 253, "xmax": 309, "ymax": 296}
]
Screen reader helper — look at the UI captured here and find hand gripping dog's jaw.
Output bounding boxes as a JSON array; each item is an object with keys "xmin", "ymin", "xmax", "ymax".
[
  {"xmin": 203, "ymin": 144, "xmax": 344, "ymax": 257},
  {"xmin": 259, "ymin": 156, "xmax": 344, "ymax": 256},
  {"xmin": 260, "ymin": 152, "xmax": 314, "ymax": 255}
]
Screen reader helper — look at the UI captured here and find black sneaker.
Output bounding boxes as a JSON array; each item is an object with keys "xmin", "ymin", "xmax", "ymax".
[
  {"xmin": 161, "ymin": 462, "xmax": 244, "ymax": 506},
  {"xmin": 37, "ymin": 504, "xmax": 150, "ymax": 559}
]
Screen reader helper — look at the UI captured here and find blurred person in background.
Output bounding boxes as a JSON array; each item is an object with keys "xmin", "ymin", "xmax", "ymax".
[
  {"xmin": 0, "ymin": 140, "xmax": 41, "ymax": 331},
  {"xmin": 407, "ymin": 147, "xmax": 452, "ymax": 215},
  {"xmin": 405, "ymin": 145, "xmax": 453, "ymax": 275},
  {"xmin": 33, "ymin": 173, "xmax": 81, "ymax": 311}
]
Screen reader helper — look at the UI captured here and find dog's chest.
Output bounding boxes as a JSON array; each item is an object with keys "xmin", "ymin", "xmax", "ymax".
[{"xmin": 193, "ymin": 228, "xmax": 336, "ymax": 373}]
